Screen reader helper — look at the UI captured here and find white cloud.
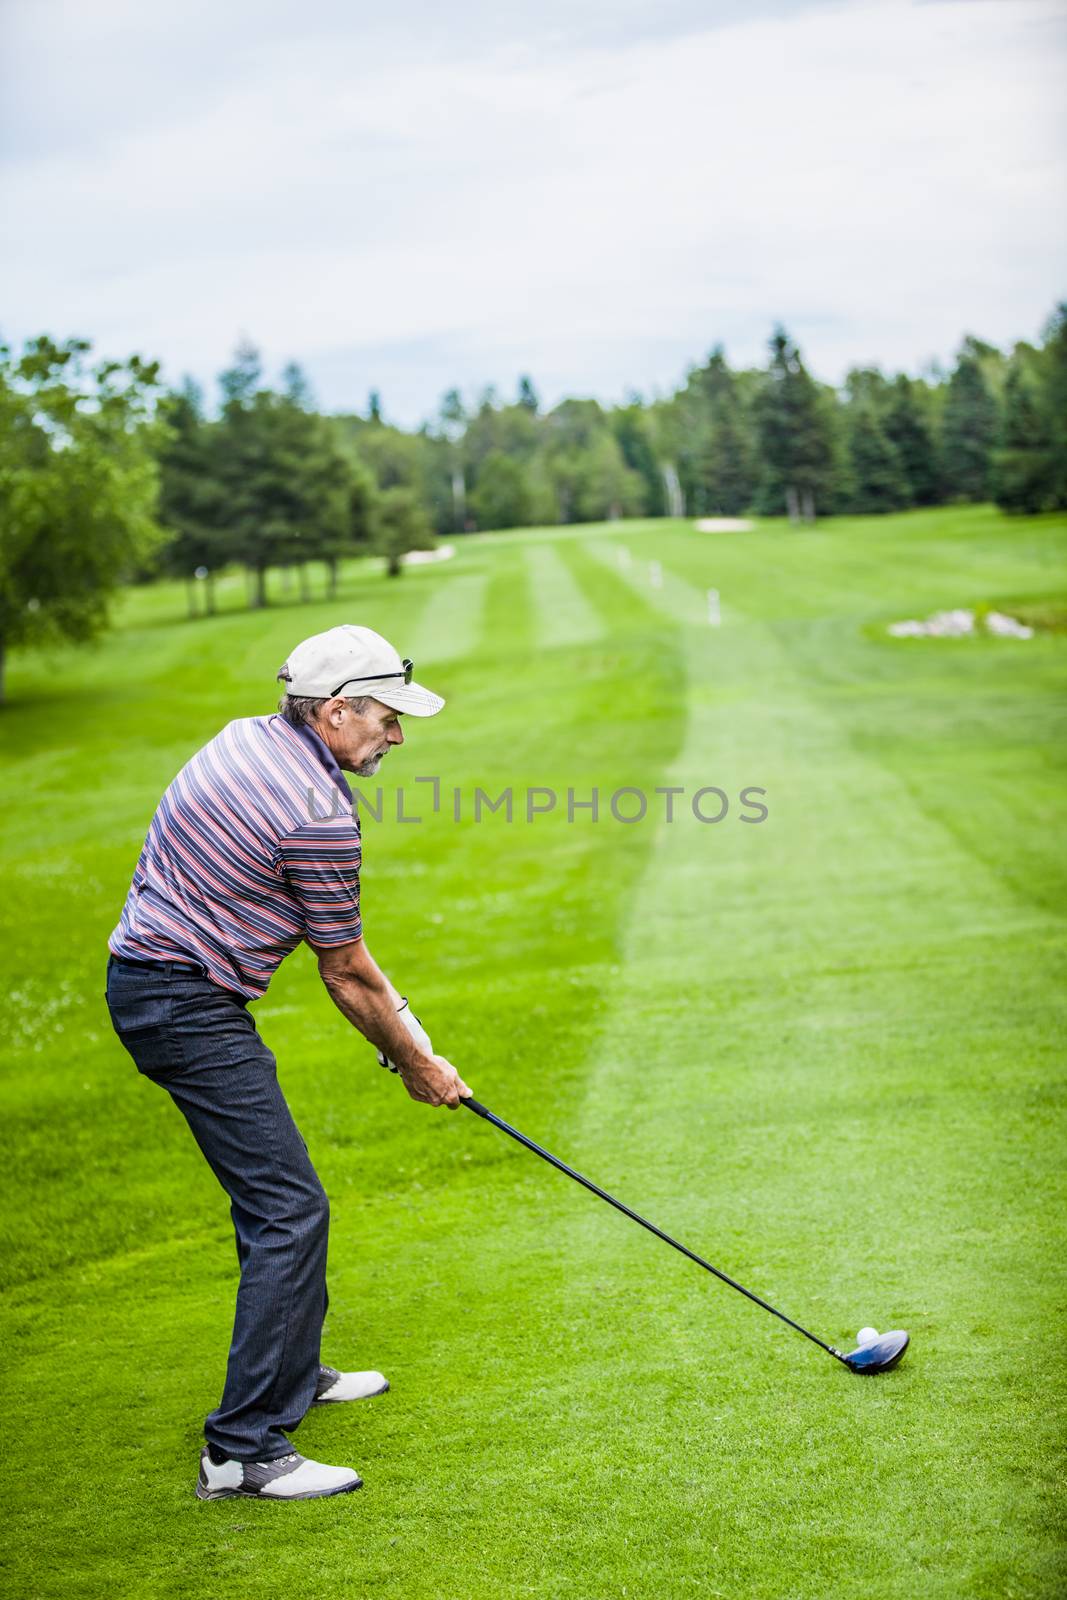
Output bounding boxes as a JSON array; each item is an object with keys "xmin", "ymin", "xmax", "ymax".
[{"xmin": 1, "ymin": 0, "xmax": 1064, "ymax": 421}]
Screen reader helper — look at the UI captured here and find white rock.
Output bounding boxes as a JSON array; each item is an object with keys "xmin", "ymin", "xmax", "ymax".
[
  {"xmin": 889, "ymin": 605, "xmax": 1036, "ymax": 641},
  {"xmin": 986, "ymin": 611, "xmax": 1034, "ymax": 639},
  {"xmin": 930, "ymin": 609, "xmax": 975, "ymax": 636}
]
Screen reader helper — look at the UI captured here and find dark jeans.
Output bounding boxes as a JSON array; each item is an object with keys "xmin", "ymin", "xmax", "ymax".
[{"xmin": 105, "ymin": 955, "xmax": 329, "ymax": 1461}]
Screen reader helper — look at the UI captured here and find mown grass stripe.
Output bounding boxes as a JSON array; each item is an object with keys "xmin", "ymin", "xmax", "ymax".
[
  {"xmin": 585, "ymin": 537, "xmax": 712, "ymax": 627},
  {"xmin": 406, "ymin": 569, "xmax": 488, "ymax": 665},
  {"xmin": 558, "ymin": 535, "xmax": 666, "ymax": 635},
  {"xmin": 480, "ymin": 543, "xmax": 536, "ymax": 662},
  {"xmin": 524, "ymin": 543, "xmax": 605, "ymax": 649}
]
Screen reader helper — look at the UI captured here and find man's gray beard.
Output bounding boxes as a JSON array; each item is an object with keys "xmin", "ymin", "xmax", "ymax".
[{"xmin": 355, "ymin": 753, "xmax": 384, "ymax": 777}]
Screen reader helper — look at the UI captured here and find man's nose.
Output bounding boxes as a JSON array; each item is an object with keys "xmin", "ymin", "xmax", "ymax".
[{"xmin": 389, "ymin": 723, "xmax": 404, "ymax": 745}]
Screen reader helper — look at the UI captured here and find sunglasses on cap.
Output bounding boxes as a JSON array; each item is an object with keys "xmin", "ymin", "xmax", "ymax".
[{"xmin": 331, "ymin": 658, "xmax": 414, "ymax": 696}]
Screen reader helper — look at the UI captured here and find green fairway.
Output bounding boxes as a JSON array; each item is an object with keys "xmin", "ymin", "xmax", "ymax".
[{"xmin": 2, "ymin": 506, "xmax": 1065, "ymax": 1598}]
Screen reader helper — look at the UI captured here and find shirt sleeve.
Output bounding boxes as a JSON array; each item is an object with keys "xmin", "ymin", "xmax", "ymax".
[{"xmin": 273, "ymin": 818, "xmax": 362, "ymax": 946}]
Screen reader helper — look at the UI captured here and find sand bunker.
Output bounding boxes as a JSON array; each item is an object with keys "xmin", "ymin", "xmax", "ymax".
[
  {"xmin": 694, "ymin": 518, "xmax": 754, "ymax": 533},
  {"xmin": 402, "ymin": 543, "xmax": 456, "ymax": 565}
]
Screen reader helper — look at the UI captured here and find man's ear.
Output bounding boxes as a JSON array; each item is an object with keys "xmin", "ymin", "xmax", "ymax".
[{"xmin": 321, "ymin": 696, "xmax": 348, "ymax": 727}]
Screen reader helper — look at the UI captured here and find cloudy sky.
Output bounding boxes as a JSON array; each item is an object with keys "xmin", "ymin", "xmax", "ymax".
[{"xmin": 2, "ymin": 0, "xmax": 1065, "ymax": 423}]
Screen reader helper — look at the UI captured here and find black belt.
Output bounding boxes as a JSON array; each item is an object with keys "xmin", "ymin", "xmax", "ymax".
[{"xmin": 110, "ymin": 954, "xmax": 206, "ymax": 977}]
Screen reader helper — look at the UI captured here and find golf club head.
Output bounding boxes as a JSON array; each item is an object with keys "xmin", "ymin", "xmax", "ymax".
[{"xmin": 842, "ymin": 1329, "xmax": 910, "ymax": 1374}]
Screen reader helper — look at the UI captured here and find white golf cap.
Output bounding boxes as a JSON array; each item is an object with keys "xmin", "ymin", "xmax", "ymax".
[{"xmin": 277, "ymin": 625, "xmax": 445, "ymax": 717}]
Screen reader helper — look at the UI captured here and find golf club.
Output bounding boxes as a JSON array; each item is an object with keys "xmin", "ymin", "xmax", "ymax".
[{"xmin": 462, "ymin": 1097, "xmax": 909, "ymax": 1375}]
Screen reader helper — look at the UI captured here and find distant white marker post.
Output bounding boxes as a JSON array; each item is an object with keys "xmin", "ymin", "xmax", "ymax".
[
  {"xmin": 649, "ymin": 560, "xmax": 663, "ymax": 589},
  {"xmin": 707, "ymin": 587, "xmax": 721, "ymax": 626}
]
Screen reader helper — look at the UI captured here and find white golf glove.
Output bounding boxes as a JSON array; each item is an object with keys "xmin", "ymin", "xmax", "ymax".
[{"xmin": 377, "ymin": 998, "xmax": 432, "ymax": 1073}]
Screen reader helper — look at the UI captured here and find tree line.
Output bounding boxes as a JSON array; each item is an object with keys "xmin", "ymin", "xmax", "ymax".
[
  {"xmin": 1, "ymin": 306, "xmax": 1064, "ymax": 699},
  {"xmin": 160, "ymin": 301, "xmax": 1067, "ymax": 595},
  {"xmin": 415, "ymin": 305, "xmax": 1066, "ymax": 530}
]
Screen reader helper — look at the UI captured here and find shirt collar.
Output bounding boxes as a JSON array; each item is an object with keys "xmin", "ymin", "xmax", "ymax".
[{"xmin": 283, "ymin": 718, "xmax": 353, "ymax": 804}]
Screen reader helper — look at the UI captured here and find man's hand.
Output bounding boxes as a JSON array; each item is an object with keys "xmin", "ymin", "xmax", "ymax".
[{"xmin": 398, "ymin": 1052, "xmax": 471, "ymax": 1109}]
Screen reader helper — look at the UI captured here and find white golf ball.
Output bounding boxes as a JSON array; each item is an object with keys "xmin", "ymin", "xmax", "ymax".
[{"xmin": 857, "ymin": 1326, "xmax": 879, "ymax": 1345}]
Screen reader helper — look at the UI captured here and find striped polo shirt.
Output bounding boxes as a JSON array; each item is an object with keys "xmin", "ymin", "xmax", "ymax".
[{"xmin": 109, "ymin": 714, "xmax": 362, "ymax": 998}]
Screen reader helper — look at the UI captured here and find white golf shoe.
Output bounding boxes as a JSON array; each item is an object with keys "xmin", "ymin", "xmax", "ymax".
[
  {"xmin": 313, "ymin": 1362, "xmax": 390, "ymax": 1403},
  {"xmin": 196, "ymin": 1446, "xmax": 361, "ymax": 1501}
]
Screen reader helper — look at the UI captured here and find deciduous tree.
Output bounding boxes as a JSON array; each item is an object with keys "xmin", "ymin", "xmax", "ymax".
[
  {"xmin": 469, "ymin": 450, "xmax": 533, "ymax": 530},
  {"xmin": 374, "ymin": 486, "xmax": 431, "ymax": 576},
  {"xmin": 0, "ymin": 336, "xmax": 163, "ymax": 702}
]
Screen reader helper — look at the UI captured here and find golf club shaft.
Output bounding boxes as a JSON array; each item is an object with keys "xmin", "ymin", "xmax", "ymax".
[{"xmin": 462, "ymin": 1097, "xmax": 845, "ymax": 1363}]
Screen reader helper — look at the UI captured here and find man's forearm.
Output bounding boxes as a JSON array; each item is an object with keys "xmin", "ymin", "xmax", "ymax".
[
  {"xmin": 313, "ymin": 935, "xmax": 469, "ymax": 1109},
  {"xmin": 318, "ymin": 946, "xmax": 426, "ymax": 1071}
]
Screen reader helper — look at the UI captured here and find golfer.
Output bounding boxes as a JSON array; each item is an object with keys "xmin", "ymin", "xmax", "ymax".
[{"xmin": 105, "ymin": 624, "xmax": 470, "ymax": 1502}]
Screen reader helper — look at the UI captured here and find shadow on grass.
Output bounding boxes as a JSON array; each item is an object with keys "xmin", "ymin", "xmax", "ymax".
[{"xmin": 116, "ymin": 562, "xmax": 400, "ymax": 633}]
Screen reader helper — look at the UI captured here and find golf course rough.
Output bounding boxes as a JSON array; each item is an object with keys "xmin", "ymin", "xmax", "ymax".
[{"xmin": 1, "ymin": 504, "xmax": 1064, "ymax": 1599}]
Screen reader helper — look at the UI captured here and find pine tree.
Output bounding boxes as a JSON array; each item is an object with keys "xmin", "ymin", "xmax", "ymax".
[
  {"xmin": 438, "ymin": 388, "xmax": 468, "ymax": 530},
  {"xmin": 284, "ymin": 405, "xmax": 358, "ymax": 599},
  {"xmin": 282, "ymin": 361, "xmax": 313, "ymax": 409},
  {"xmin": 991, "ymin": 360, "xmax": 1054, "ymax": 513},
  {"xmin": 847, "ymin": 403, "xmax": 909, "ymax": 512},
  {"xmin": 680, "ymin": 349, "xmax": 757, "ymax": 515},
  {"xmin": 213, "ymin": 349, "xmax": 288, "ymax": 606},
  {"xmin": 692, "ymin": 346, "xmax": 734, "ymax": 408},
  {"xmin": 158, "ymin": 382, "xmax": 226, "ymax": 615},
  {"xmin": 517, "ymin": 375, "xmax": 540, "ymax": 414},
  {"xmin": 883, "ymin": 376, "xmax": 938, "ymax": 505},
  {"xmin": 219, "ymin": 339, "xmax": 261, "ymax": 406},
  {"xmin": 754, "ymin": 329, "xmax": 835, "ymax": 520},
  {"xmin": 940, "ymin": 345, "xmax": 1000, "ymax": 501},
  {"xmin": 1040, "ymin": 304, "xmax": 1067, "ymax": 507},
  {"xmin": 211, "ymin": 346, "xmax": 358, "ymax": 606},
  {"xmin": 698, "ymin": 393, "xmax": 756, "ymax": 515}
]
